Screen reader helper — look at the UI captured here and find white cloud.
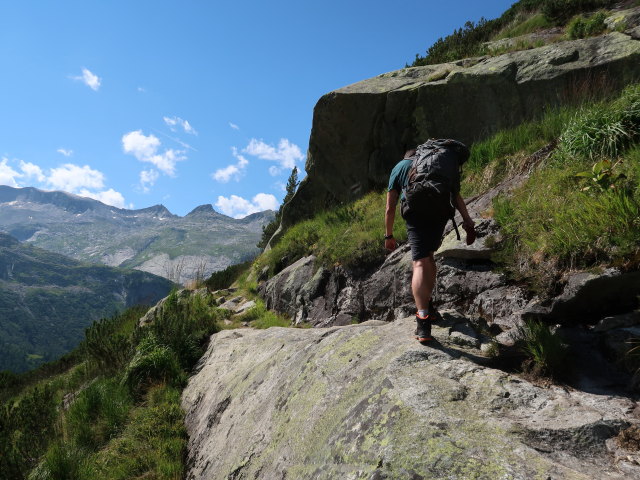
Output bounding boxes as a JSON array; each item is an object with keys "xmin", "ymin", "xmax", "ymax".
[
  {"xmin": 47, "ymin": 163, "xmax": 105, "ymax": 192},
  {"xmin": 243, "ymin": 138, "xmax": 304, "ymax": 169},
  {"xmin": 229, "ymin": 122, "xmax": 239, "ymax": 130},
  {"xmin": 122, "ymin": 130, "xmax": 161, "ymax": 160},
  {"xmin": 19, "ymin": 161, "xmax": 46, "ymax": 182},
  {"xmin": 139, "ymin": 169, "xmax": 159, "ymax": 193},
  {"xmin": 78, "ymin": 188, "xmax": 127, "ymax": 208},
  {"xmin": 0, "ymin": 157, "xmax": 21, "ymax": 187},
  {"xmin": 212, "ymin": 147, "xmax": 249, "ymax": 183},
  {"xmin": 72, "ymin": 68, "xmax": 101, "ymax": 91},
  {"xmin": 163, "ymin": 116, "xmax": 197, "ymax": 135},
  {"xmin": 57, "ymin": 148, "xmax": 73, "ymax": 157},
  {"xmin": 137, "ymin": 87, "xmax": 146, "ymax": 93},
  {"xmin": 1, "ymin": 156, "xmax": 129, "ymax": 209},
  {"xmin": 215, "ymin": 193, "xmax": 279, "ymax": 218},
  {"xmin": 122, "ymin": 130, "xmax": 185, "ymax": 177},
  {"xmin": 268, "ymin": 166, "xmax": 281, "ymax": 176}
]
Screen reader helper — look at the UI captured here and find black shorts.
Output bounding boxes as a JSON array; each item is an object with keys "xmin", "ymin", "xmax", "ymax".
[{"xmin": 405, "ymin": 211, "xmax": 450, "ymax": 261}]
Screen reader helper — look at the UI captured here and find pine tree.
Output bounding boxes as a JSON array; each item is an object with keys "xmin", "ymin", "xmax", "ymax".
[{"xmin": 257, "ymin": 167, "xmax": 299, "ymax": 249}]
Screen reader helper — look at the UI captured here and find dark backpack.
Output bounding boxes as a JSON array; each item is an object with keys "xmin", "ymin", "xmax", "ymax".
[{"xmin": 400, "ymin": 139, "xmax": 470, "ymax": 237}]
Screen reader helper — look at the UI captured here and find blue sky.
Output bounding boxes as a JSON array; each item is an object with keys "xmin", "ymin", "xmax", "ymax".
[{"xmin": 0, "ymin": 0, "xmax": 514, "ymax": 217}]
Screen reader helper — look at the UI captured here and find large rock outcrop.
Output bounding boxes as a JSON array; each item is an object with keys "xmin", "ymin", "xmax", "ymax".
[
  {"xmin": 182, "ymin": 317, "xmax": 640, "ymax": 479},
  {"xmin": 284, "ymin": 22, "xmax": 640, "ymax": 226}
]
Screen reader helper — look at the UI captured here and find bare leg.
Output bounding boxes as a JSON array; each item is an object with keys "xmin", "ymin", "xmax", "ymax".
[{"xmin": 412, "ymin": 254, "xmax": 436, "ymax": 312}]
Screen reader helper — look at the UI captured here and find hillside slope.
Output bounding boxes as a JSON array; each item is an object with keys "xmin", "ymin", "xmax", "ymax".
[
  {"xmin": 0, "ymin": 186, "xmax": 274, "ymax": 283},
  {"xmin": 0, "ymin": 233, "xmax": 173, "ymax": 372}
]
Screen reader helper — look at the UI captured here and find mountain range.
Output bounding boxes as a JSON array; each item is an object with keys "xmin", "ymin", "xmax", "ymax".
[{"xmin": 0, "ymin": 186, "xmax": 274, "ymax": 283}]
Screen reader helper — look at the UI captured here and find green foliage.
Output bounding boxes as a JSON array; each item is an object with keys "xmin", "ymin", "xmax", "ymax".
[
  {"xmin": 122, "ymin": 334, "xmax": 185, "ymax": 396},
  {"xmin": 559, "ymin": 84, "xmax": 640, "ymax": 160},
  {"xmin": 575, "ymin": 159, "xmax": 627, "ymax": 192},
  {"xmin": 255, "ymin": 190, "xmax": 407, "ymax": 277},
  {"xmin": 410, "ymin": 0, "xmax": 614, "ymax": 66},
  {"xmin": 462, "ymin": 107, "xmax": 576, "ymax": 196},
  {"xmin": 146, "ymin": 290, "xmax": 222, "ymax": 370},
  {"xmin": 497, "ymin": 13, "xmax": 552, "ymax": 39},
  {"xmin": 81, "ymin": 307, "xmax": 147, "ymax": 374},
  {"xmin": 86, "ymin": 385, "xmax": 187, "ymax": 480},
  {"xmin": 204, "ymin": 259, "xmax": 252, "ymax": 291},
  {"xmin": 542, "ymin": 0, "xmax": 613, "ymax": 24},
  {"xmin": 566, "ymin": 11, "xmax": 607, "ymax": 39},
  {"xmin": 236, "ymin": 301, "xmax": 291, "ymax": 329},
  {"xmin": 0, "ymin": 385, "xmax": 57, "ymax": 479},
  {"xmin": 66, "ymin": 378, "xmax": 133, "ymax": 450},
  {"xmin": 29, "ymin": 442, "xmax": 91, "ymax": 480},
  {"xmin": 517, "ymin": 320, "xmax": 568, "ymax": 378},
  {"xmin": 258, "ymin": 166, "xmax": 299, "ymax": 249}
]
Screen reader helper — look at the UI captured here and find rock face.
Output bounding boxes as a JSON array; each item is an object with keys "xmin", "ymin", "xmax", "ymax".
[
  {"xmin": 182, "ymin": 317, "xmax": 640, "ymax": 479},
  {"xmin": 284, "ymin": 28, "xmax": 640, "ymax": 226}
]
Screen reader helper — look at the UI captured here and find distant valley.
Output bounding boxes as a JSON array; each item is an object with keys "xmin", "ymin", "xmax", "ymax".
[
  {"xmin": 0, "ymin": 186, "xmax": 274, "ymax": 284},
  {"xmin": 0, "ymin": 232, "xmax": 173, "ymax": 372}
]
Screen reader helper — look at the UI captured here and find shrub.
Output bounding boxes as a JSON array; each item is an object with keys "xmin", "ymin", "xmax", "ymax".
[
  {"xmin": 66, "ymin": 378, "xmax": 133, "ymax": 450},
  {"xmin": 517, "ymin": 319, "xmax": 568, "ymax": 378},
  {"xmin": 566, "ymin": 11, "xmax": 607, "ymax": 39},
  {"xmin": 82, "ymin": 311, "xmax": 138, "ymax": 374},
  {"xmin": 29, "ymin": 442, "xmax": 92, "ymax": 480},
  {"xmin": 236, "ymin": 301, "xmax": 291, "ymax": 329},
  {"xmin": 559, "ymin": 84, "xmax": 640, "ymax": 160},
  {"xmin": 122, "ymin": 334, "xmax": 185, "ymax": 396},
  {"xmin": 204, "ymin": 260, "xmax": 252, "ymax": 291},
  {"xmin": 146, "ymin": 291, "xmax": 221, "ymax": 369},
  {"xmin": 85, "ymin": 385, "xmax": 187, "ymax": 480}
]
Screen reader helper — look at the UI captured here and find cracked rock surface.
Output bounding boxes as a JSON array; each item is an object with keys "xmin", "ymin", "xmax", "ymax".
[{"xmin": 182, "ymin": 317, "xmax": 640, "ymax": 479}]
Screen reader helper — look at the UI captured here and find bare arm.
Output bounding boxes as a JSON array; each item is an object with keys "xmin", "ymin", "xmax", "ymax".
[
  {"xmin": 454, "ymin": 193, "xmax": 474, "ymax": 228},
  {"xmin": 384, "ymin": 190, "xmax": 399, "ymax": 251}
]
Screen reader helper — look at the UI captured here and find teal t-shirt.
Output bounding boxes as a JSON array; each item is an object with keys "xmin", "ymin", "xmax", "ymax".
[{"xmin": 387, "ymin": 158, "xmax": 413, "ymax": 199}]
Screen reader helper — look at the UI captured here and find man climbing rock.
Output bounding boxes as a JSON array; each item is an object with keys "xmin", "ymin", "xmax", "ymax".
[{"xmin": 384, "ymin": 140, "xmax": 476, "ymax": 343}]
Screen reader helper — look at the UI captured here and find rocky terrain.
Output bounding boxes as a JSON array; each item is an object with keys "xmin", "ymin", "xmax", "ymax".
[
  {"xmin": 182, "ymin": 314, "xmax": 640, "ymax": 479},
  {"xmin": 0, "ymin": 186, "xmax": 274, "ymax": 284}
]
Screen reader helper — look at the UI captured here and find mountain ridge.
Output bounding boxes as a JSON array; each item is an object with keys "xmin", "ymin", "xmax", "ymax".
[{"xmin": 0, "ymin": 185, "xmax": 275, "ymax": 283}]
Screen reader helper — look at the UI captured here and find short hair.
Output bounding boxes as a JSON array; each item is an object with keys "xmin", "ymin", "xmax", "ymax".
[{"xmin": 404, "ymin": 148, "xmax": 416, "ymax": 158}]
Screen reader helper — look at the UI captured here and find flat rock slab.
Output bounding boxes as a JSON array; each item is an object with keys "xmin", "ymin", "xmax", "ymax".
[{"xmin": 182, "ymin": 318, "xmax": 639, "ymax": 479}]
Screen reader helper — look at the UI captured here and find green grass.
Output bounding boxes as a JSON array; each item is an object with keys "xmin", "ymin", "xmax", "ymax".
[
  {"xmin": 491, "ymin": 84, "xmax": 640, "ymax": 287},
  {"xmin": 566, "ymin": 10, "xmax": 608, "ymax": 39},
  {"xmin": 517, "ymin": 319, "xmax": 568, "ymax": 378},
  {"xmin": 2, "ymin": 290, "xmax": 230, "ymax": 480},
  {"xmin": 256, "ymin": 190, "xmax": 407, "ymax": 277},
  {"xmin": 236, "ymin": 300, "xmax": 291, "ymax": 329},
  {"xmin": 496, "ymin": 13, "xmax": 552, "ymax": 39},
  {"xmin": 462, "ymin": 106, "xmax": 578, "ymax": 196}
]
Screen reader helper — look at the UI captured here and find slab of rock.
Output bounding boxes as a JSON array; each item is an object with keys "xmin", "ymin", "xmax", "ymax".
[
  {"xmin": 218, "ymin": 297, "xmax": 242, "ymax": 311},
  {"xmin": 284, "ymin": 31, "xmax": 640, "ymax": 226},
  {"xmin": 183, "ymin": 317, "xmax": 639, "ymax": 479},
  {"xmin": 436, "ymin": 218, "xmax": 502, "ymax": 260},
  {"xmin": 234, "ymin": 300, "xmax": 256, "ymax": 315},
  {"xmin": 546, "ymin": 269, "xmax": 640, "ymax": 325},
  {"xmin": 594, "ymin": 311, "xmax": 640, "ymax": 332}
]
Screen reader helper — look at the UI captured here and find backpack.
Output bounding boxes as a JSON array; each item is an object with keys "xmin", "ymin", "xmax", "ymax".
[{"xmin": 400, "ymin": 139, "xmax": 470, "ymax": 238}]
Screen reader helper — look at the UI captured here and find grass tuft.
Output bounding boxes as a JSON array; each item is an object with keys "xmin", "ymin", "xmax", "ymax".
[{"xmin": 517, "ymin": 319, "xmax": 568, "ymax": 379}]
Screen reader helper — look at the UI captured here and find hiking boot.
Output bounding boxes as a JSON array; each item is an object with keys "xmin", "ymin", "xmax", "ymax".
[
  {"xmin": 415, "ymin": 314, "xmax": 432, "ymax": 343},
  {"xmin": 428, "ymin": 299, "xmax": 441, "ymax": 323}
]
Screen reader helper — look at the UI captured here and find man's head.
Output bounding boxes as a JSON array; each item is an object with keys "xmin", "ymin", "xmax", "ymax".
[{"xmin": 404, "ymin": 148, "xmax": 417, "ymax": 159}]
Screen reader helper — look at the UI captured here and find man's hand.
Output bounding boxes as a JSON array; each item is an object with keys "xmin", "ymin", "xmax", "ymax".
[
  {"xmin": 385, "ymin": 237, "xmax": 397, "ymax": 252},
  {"xmin": 462, "ymin": 221, "xmax": 476, "ymax": 246}
]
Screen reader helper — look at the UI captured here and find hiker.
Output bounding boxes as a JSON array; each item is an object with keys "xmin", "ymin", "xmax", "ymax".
[{"xmin": 384, "ymin": 140, "xmax": 476, "ymax": 343}]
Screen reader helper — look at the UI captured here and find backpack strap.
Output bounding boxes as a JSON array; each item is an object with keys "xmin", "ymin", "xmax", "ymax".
[{"xmin": 449, "ymin": 192, "xmax": 461, "ymax": 241}]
